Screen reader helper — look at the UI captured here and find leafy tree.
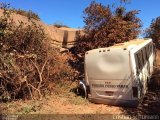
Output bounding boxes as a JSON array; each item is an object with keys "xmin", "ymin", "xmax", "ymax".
[
  {"xmin": 145, "ymin": 17, "xmax": 160, "ymax": 49},
  {"xmin": 70, "ymin": 1, "xmax": 141, "ymax": 80},
  {"xmin": 74, "ymin": 1, "xmax": 141, "ymax": 54}
]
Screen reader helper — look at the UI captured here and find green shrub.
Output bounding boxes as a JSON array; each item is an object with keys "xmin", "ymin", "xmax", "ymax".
[
  {"xmin": 53, "ymin": 22, "xmax": 69, "ymax": 28},
  {"xmin": 10, "ymin": 9, "xmax": 40, "ymax": 20}
]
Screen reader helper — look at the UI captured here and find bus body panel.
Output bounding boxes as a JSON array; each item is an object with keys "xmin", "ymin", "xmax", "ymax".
[
  {"xmin": 85, "ymin": 48, "xmax": 133, "ymax": 102},
  {"xmin": 89, "ymin": 79, "xmax": 132, "ymax": 100},
  {"xmin": 85, "ymin": 49, "xmax": 131, "ymax": 80},
  {"xmin": 130, "ymin": 39, "xmax": 154, "ymax": 101},
  {"xmin": 83, "ymin": 38, "xmax": 154, "ymax": 107}
]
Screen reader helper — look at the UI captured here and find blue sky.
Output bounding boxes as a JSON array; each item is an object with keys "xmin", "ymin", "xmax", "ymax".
[{"xmin": 1, "ymin": 0, "xmax": 160, "ymax": 31}]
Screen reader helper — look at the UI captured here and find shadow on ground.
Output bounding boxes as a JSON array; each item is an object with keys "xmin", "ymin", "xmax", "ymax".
[{"xmin": 121, "ymin": 80, "xmax": 160, "ymax": 115}]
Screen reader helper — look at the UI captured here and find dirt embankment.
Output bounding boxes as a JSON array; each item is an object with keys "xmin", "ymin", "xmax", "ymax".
[{"xmin": 0, "ymin": 9, "xmax": 82, "ymax": 48}]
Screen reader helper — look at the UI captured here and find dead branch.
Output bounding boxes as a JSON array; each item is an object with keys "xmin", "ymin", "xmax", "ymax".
[
  {"xmin": 25, "ymin": 76, "xmax": 33, "ymax": 100},
  {"xmin": 30, "ymin": 57, "xmax": 48, "ymax": 100}
]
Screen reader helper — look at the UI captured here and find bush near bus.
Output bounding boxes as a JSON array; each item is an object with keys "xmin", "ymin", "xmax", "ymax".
[
  {"xmin": 74, "ymin": 1, "xmax": 141, "ymax": 55},
  {"xmin": 145, "ymin": 16, "xmax": 160, "ymax": 49},
  {"xmin": 70, "ymin": 1, "xmax": 142, "ymax": 80}
]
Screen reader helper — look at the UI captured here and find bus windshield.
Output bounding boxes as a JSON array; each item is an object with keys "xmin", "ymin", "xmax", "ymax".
[{"xmin": 85, "ymin": 49, "xmax": 131, "ymax": 80}]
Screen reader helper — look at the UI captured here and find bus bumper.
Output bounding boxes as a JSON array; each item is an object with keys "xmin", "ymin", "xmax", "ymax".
[{"xmin": 88, "ymin": 97, "xmax": 139, "ymax": 107}]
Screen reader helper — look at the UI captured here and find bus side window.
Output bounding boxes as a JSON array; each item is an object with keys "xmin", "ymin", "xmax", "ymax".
[
  {"xmin": 149, "ymin": 44, "xmax": 151, "ymax": 56},
  {"xmin": 148, "ymin": 45, "xmax": 150, "ymax": 57},
  {"xmin": 135, "ymin": 53, "xmax": 139, "ymax": 71},
  {"xmin": 142, "ymin": 49, "xmax": 146, "ymax": 65},
  {"xmin": 137, "ymin": 52, "xmax": 141, "ymax": 70},
  {"xmin": 145, "ymin": 47, "xmax": 148, "ymax": 60},
  {"xmin": 150, "ymin": 43, "xmax": 153, "ymax": 53},
  {"xmin": 139, "ymin": 51, "xmax": 144, "ymax": 69},
  {"xmin": 141, "ymin": 49, "xmax": 145, "ymax": 66}
]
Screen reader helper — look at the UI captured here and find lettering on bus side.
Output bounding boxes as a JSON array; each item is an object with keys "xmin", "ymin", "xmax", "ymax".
[
  {"xmin": 92, "ymin": 84, "xmax": 104, "ymax": 88},
  {"xmin": 91, "ymin": 84, "xmax": 129, "ymax": 88},
  {"xmin": 105, "ymin": 84, "xmax": 129, "ymax": 88}
]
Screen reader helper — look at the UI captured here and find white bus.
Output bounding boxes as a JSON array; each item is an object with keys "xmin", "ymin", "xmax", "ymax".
[{"xmin": 79, "ymin": 38, "xmax": 155, "ymax": 107}]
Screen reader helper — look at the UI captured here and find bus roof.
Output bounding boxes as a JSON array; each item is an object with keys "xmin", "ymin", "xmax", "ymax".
[
  {"xmin": 85, "ymin": 38, "xmax": 152, "ymax": 54},
  {"xmin": 108, "ymin": 38, "xmax": 152, "ymax": 49}
]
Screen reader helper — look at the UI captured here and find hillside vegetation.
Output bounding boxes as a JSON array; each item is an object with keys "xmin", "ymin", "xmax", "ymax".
[
  {"xmin": 0, "ymin": 3, "xmax": 80, "ymax": 49},
  {"xmin": 0, "ymin": 3, "xmax": 40, "ymax": 20},
  {"xmin": 0, "ymin": 5, "xmax": 76, "ymax": 102}
]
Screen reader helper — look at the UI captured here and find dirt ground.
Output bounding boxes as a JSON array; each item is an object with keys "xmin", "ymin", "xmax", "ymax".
[
  {"xmin": 0, "ymin": 82, "xmax": 123, "ymax": 114},
  {"xmin": 0, "ymin": 81, "xmax": 160, "ymax": 115}
]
